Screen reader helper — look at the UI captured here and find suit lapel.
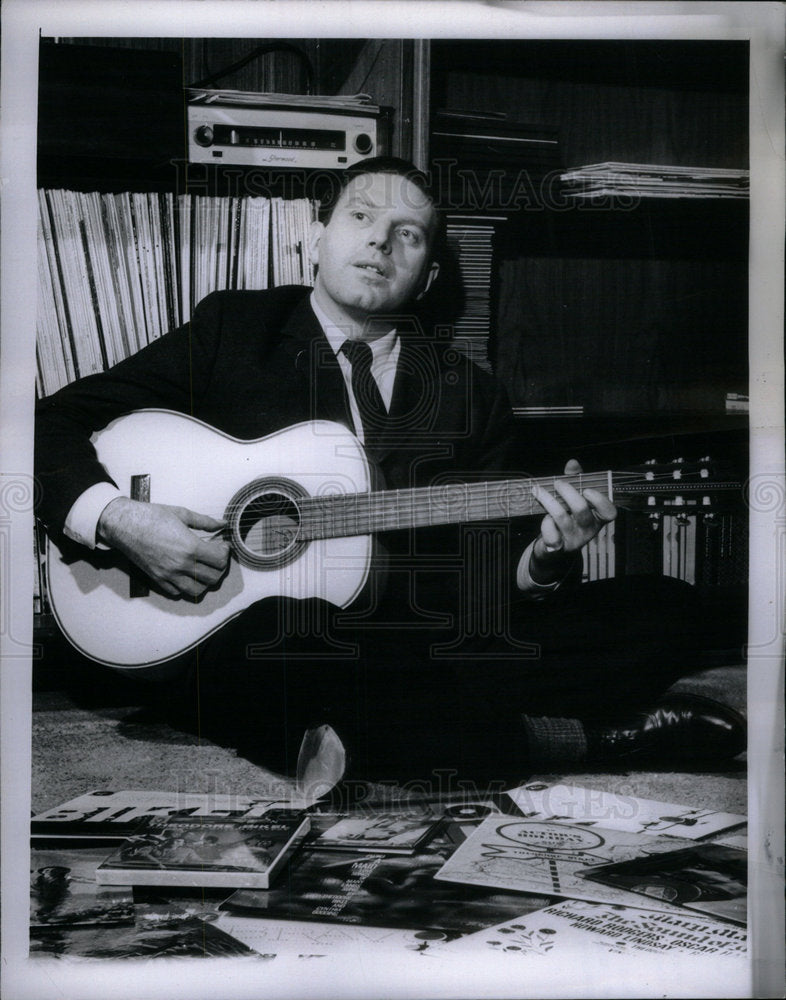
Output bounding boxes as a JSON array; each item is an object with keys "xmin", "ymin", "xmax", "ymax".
[
  {"xmin": 376, "ymin": 331, "xmax": 442, "ymax": 461},
  {"xmin": 267, "ymin": 300, "xmax": 444, "ymax": 462},
  {"xmin": 275, "ymin": 296, "xmax": 353, "ymax": 429}
]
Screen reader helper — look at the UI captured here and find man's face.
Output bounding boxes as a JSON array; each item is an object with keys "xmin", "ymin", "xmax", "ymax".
[{"xmin": 308, "ymin": 171, "xmax": 440, "ymax": 332}]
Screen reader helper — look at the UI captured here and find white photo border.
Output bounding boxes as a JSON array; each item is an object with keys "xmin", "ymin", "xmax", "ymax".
[{"xmin": 2, "ymin": 2, "xmax": 783, "ymax": 997}]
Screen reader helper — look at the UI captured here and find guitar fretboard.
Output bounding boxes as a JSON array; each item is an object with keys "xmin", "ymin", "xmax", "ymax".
[{"xmin": 295, "ymin": 472, "xmax": 616, "ymax": 540}]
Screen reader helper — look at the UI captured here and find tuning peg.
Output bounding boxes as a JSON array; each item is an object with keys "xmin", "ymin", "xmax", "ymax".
[{"xmin": 649, "ymin": 512, "xmax": 661, "ymax": 531}]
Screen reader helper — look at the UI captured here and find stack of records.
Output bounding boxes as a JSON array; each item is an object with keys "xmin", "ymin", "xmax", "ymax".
[
  {"xmin": 445, "ymin": 215, "xmax": 503, "ymax": 373},
  {"xmin": 560, "ymin": 162, "xmax": 749, "ymax": 200},
  {"xmin": 36, "ymin": 189, "xmax": 317, "ymax": 397},
  {"xmin": 187, "ymin": 89, "xmax": 379, "ymax": 112}
]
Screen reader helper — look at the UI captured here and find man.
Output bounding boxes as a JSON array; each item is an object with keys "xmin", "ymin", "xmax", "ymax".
[{"xmin": 36, "ymin": 157, "xmax": 746, "ymax": 783}]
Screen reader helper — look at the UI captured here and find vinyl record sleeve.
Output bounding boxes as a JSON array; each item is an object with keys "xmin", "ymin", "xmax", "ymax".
[{"xmin": 96, "ymin": 811, "xmax": 310, "ymax": 889}]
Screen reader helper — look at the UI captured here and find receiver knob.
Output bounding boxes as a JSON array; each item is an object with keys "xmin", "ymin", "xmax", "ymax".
[
  {"xmin": 194, "ymin": 125, "xmax": 214, "ymax": 147},
  {"xmin": 354, "ymin": 133, "xmax": 373, "ymax": 155}
]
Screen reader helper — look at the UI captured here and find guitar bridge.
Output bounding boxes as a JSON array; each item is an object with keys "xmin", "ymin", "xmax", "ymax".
[{"xmin": 129, "ymin": 474, "xmax": 150, "ymax": 598}]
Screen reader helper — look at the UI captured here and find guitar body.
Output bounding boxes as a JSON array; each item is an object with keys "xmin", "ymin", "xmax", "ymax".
[{"xmin": 46, "ymin": 412, "xmax": 373, "ymax": 672}]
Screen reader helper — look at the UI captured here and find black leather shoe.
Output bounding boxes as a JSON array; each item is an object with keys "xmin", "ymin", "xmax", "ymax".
[{"xmin": 586, "ymin": 693, "xmax": 747, "ymax": 766}]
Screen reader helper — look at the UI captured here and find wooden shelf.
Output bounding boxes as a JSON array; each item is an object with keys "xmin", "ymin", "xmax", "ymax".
[
  {"xmin": 429, "ymin": 39, "xmax": 749, "ymax": 96},
  {"xmin": 496, "ymin": 197, "xmax": 749, "ymax": 262},
  {"xmin": 426, "ymin": 39, "xmax": 749, "ymax": 429}
]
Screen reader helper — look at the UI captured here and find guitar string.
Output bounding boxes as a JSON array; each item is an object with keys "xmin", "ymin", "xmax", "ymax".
[
  {"xmin": 222, "ymin": 472, "xmax": 726, "ymax": 521},
  {"xmin": 221, "ymin": 469, "xmax": 735, "ymax": 547},
  {"xmin": 292, "ymin": 471, "xmax": 720, "ymax": 527},
  {"xmin": 222, "ymin": 473, "xmax": 733, "ymax": 529},
  {"xmin": 304, "ymin": 474, "xmax": 606, "ymax": 536}
]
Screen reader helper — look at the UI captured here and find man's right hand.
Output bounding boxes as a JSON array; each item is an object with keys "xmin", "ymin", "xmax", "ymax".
[{"xmin": 97, "ymin": 497, "xmax": 230, "ymax": 599}]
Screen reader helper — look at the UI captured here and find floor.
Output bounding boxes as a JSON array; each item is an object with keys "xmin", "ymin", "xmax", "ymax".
[
  {"xmin": 23, "ymin": 661, "xmax": 752, "ymax": 999},
  {"xmin": 31, "ymin": 686, "xmax": 747, "ymax": 817},
  {"xmin": 30, "ymin": 618, "xmax": 748, "ymax": 817}
]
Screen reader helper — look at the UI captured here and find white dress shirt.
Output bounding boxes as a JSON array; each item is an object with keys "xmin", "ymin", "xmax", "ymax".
[{"xmin": 309, "ymin": 292, "xmax": 398, "ymax": 443}]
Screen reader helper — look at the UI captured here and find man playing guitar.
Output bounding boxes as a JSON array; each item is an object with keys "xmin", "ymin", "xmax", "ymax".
[{"xmin": 36, "ymin": 158, "xmax": 746, "ymax": 783}]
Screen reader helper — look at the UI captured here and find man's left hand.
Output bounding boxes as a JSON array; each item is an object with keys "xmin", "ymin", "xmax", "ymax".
[{"xmin": 529, "ymin": 458, "xmax": 617, "ymax": 585}]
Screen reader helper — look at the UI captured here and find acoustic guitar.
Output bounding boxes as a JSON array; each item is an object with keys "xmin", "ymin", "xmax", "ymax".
[{"xmin": 45, "ymin": 410, "xmax": 736, "ymax": 672}]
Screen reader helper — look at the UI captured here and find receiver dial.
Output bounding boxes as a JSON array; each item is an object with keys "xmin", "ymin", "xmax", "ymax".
[{"xmin": 194, "ymin": 125, "xmax": 214, "ymax": 147}]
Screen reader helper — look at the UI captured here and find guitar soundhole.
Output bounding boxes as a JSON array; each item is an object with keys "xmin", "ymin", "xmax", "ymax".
[
  {"xmin": 226, "ymin": 478, "xmax": 308, "ymax": 569},
  {"xmin": 239, "ymin": 494, "xmax": 300, "ymax": 556}
]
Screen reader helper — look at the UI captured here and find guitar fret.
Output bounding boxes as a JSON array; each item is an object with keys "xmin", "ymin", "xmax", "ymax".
[
  {"xmin": 343, "ymin": 493, "xmax": 351, "ymax": 536},
  {"xmin": 298, "ymin": 468, "xmax": 693, "ymax": 542}
]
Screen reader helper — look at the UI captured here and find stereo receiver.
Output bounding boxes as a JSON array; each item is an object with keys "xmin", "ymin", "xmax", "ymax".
[{"xmin": 187, "ymin": 90, "xmax": 387, "ymax": 170}]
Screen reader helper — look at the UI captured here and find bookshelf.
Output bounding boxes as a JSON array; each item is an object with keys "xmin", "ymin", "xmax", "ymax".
[
  {"xmin": 426, "ymin": 39, "xmax": 750, "ymax": 428},
  {"xmin": 35, "ymin": 188, "xmax": 316, "ymax": 396},
  {"xmin": 35, "ymin": 33, "xmax": 752, "ymax": 431},
  {"xmin": 424, "ymin": 39, "xmax": 749, "ymax": 592}
]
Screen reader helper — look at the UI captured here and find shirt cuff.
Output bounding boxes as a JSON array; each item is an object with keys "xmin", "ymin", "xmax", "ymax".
[
  {"xmin": 516, "ymin": 538, "xmax": 569, "ymax": 598},
  {"xmin": 63, "ymin": 482, "xmax": 124, "ymax": 550}
]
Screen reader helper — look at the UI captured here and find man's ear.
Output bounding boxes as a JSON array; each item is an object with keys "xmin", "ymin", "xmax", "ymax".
[
  {"xmin": 415, "ymin": 261, "xmax": 440, "ymax": 300},
  {"xmin": 308, "ymin": 220, "xmax": 325, "ymax": 266}
]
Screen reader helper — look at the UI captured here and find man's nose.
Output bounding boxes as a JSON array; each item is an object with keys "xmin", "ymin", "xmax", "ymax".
[{"xmin": 367, "ymin": 222, "xmax": 392, "ymax": 253}]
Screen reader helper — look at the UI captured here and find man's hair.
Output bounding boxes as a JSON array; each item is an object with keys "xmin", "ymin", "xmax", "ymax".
[{"xmin": 318, "ymin": 156, "xmax": 446, "ymax": 265}]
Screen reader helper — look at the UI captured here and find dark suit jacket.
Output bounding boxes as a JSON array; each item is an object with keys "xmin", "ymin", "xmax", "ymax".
[{"xmin": 35, "ymin": 286, "xmax": 533, "ymax": 613}]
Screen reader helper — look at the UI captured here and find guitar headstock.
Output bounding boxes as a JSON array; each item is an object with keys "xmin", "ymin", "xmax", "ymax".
[{"xmin": 611, "ymin": 456, "xmax": 745, "ymax": 516}]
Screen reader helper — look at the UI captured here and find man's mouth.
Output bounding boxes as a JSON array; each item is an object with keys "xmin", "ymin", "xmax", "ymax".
[{"xmin": 354, "ymin": 262, "xmax": 387, "ymax": 278}]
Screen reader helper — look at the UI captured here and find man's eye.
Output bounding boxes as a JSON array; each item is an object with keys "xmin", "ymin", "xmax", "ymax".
[
  {"xmin": 352, "ymin": 211, "xmax": 368, "ymax": 222},
  {"xmin": 398, "ymin": 228, "xmax": 420, "ymax": 245}
]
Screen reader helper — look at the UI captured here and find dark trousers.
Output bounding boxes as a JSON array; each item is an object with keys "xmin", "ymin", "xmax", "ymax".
[{"xmin": 170, "ymin": 575, "xmax": 745, "ymax": 782}]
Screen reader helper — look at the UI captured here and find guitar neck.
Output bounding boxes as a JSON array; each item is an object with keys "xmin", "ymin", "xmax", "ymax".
[{"xmin": 297, "ymin": 471, "xmax": 615, "ymax": 540}]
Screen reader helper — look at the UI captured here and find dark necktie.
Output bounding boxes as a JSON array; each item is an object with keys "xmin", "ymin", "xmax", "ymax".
[{"xmin": 340, "ymin": 339, "xmax": 387, "ymax": 450}]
